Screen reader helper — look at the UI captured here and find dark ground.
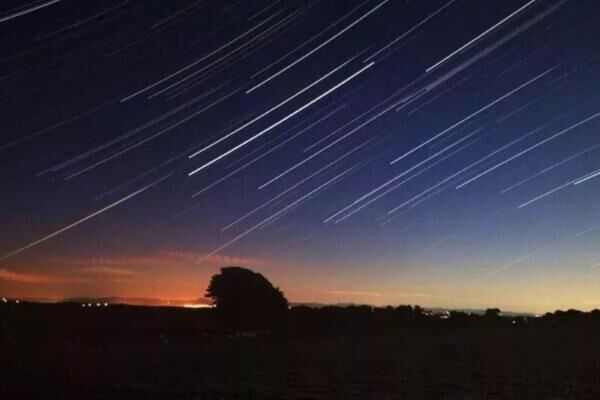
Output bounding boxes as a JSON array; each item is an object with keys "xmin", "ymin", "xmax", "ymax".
[{"xmin": 2, "ymin": 302, "xmax": 600, "ymax": 399}]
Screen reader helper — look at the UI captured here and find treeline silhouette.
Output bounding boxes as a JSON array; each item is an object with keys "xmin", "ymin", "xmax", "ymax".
[
  {"xmin": 3, "ymin": 267, "xmax": 600, "ymax": 399},
  {"xmin": 3, "ymin": 302, "xmax": 600, "ymax": 398}
]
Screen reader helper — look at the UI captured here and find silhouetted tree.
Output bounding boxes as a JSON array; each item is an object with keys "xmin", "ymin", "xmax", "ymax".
[
  {"xmin": 484, "ymin": 308, "xmax": 501, "ymax": 318},
  {"xmin": 395, "ymin": 305, "xmax": 414, "ymax": 322},
  {"xmin": 206, "ymin": 266, "xmax": 288, "ymax": 333}
]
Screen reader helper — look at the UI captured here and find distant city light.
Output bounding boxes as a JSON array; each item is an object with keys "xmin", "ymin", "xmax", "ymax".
[
  {"xmin": 1, "ymin": 297, "xmax": 7, "ymax": 303},
  {"xmin": 104, "ymin": 302, "xmax": 109, "ymax": 307},
  {"xmin": 15, "ymin": 299, "xmax": 20, "ymax": 304},
  {"xmin": 182, "ymin": 303, "xmax": 213, "ymax": 309}
]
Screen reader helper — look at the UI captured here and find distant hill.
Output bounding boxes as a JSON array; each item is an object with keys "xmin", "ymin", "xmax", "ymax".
[
  {"xmin": 61, "ymin": 297, "xmax": 211, "ymax": 307},
  {"xmin": 291, "ymin": 302, "xmax": 535, "ymax": 317},
  {"xmin": 0, "ymin": 296, "xmax": 535, "ymax": 316},
  {"xmin": 291, "ymin": 302, "xmax": 359, "ymax": 308},
  {"xmin": 426, "ymin": 307, "xmax": 536, "ymax": 317}
]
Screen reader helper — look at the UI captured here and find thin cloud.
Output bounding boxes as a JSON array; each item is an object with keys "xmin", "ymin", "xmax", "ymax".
[
  {"xmin": 328, "ymin": 290, "xmax": 383, "ymax": 297},
  {"xmin": 326, "ymin": 290, "xmax": 433, "ymax": 299},
  {"xmin": 54, "ymin": 250, "xmax": 266, "ymax": 269},
  {"xmin": 82, "ymin": 266, "xmax": 137, "ymax": 277},
  {"xmin": 0, "ymin": 269, "xmax": 88, "ymax": 285}
]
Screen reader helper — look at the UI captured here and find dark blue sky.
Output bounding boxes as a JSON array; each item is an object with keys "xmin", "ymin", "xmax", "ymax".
[{"xmin": 1, "ymin": 0, "xmax": 599, "ymax": 312}]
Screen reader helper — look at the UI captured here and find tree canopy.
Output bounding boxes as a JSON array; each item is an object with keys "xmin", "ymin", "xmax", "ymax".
[{"xmin": 206, "ymin": 266, "xmax": 288, "ymax": 332}]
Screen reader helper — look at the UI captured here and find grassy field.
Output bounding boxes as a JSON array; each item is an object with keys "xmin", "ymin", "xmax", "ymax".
[{"xmin": 3, "ymin": 302, "xmax": 600, "ymax": 399}]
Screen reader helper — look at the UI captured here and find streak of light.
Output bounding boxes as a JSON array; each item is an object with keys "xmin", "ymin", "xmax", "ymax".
[
  {"xmin": 0, "ymin": 0, "xmax": 61, "ymax": 24},
  {"xmin": 227, "ymin": 103, "xmax": 347, "ymax": 170},
  {"xmin": 251, "ymin": 0, "xmax": 371, "ymax": 79},
  {"xmin": 248, "ymin": 0, "xmax": 280, "ymax": 21},
  {"xmin": 0, "ymin": 10, "xmax": 123, "ymax": 71},
  {"xmin": 0, "ymin": 174, "xmax": 171, "ymax": 262},
  {"xmin": 484, "ymin": 225, "xmax": 577, "ymax": 277},
  {"xmin": 164, "ymin": 78, "xmax": 231, "ymax": 102},
  {"xmin": 159, "ymin": 45, "xmax": 255, "ymax": 100},
  {"xmin": 66, "ymin": 89, "xmax": 239, "ymax": 180},
  {"xmin": 259, "ymin": 74, "xmax": 425, "ymax": 190},
  {"xmin": 426, "ymin": 0, "xmax": 538, "ymax": 72},
  {"xmin": 120, "ymin": 13, "xmax": 279, "ymax": 102},
  {"xmin": 37, "ymin": 84, "xmax": 229, "ymax": 176},
  {"xmin": 575, "ymin": 227, "xmax": 599, "ymax": 238},
  {"xmin": 379, "ymin": 209, "xmax": 413, "ymax": 227},
  {"xmin": 364, "ymin": 0, "xmax": 457, "ymax": 63},
  {"xmin": 486, "ymin": 253, "xmax": 534, "ymax": 278},
  {"xmin": 188, "ymin": 55, "xmax": 357, "ymax": 159},
  {"xmin": 163, "ymin": 76, "xmax": 216, "ymax": 101},
  {"xmin": 258, "ymin": 172, "xmax": 345, "ymax": 232},
  {"xmin": 222, "ymin": 138, "xmax": 374, "ymax": 231},
  {"xmin": 388, "ymin": 166, "xmax": 471, "ymax": 215},
  {"xmin": 445, "ymin": 121, "xmax": 551, "ymax": 187},
  {"xmin": 391, "ymin": 67, "xmax": 554, "ymax": 164},
  {"xmin": 574, "ymin": 169, "xmax": 600, "ymax": 185},
  {"xmin": 1, "ymin": 100, "xmax": 112, "ymax": 153},
  {"xmin": 190, "ymin": 103, "xmax": 348, "ymax": 197},
  {"xmin": 224, "ymin": 139, "xmax": 278, "ymax": 171},
  {"xmin": 105, "ymin": 32, "xmax": 151, "ymax": 57},
  {"xmin": 501, "ymin": 144, "xmax": 600, "ymax": 193},
  {"xmin": 245, "ymin": 0, "xmax": 389, "ymax": 94},
  {"xmin": 409, "ymin": 186, "xmax": 447, "ymax": 209},
  {"xmin": 152, "ymin": 0, "xmax": 205, "ymax": 30},
  {"xmin": 254, "ymin": 198, "xmax": 290, "ymax": 231},
  {"xmin": 494, "ymin": 13, "xmax": 575, "ymax": 81},
  {"xmin": 457, "ymin": 112, "xmax": 600, "ymax": 189},
  {"xmin": 495, "ymin": 96, "xmax": 542, "ymax": 123},
  {"xmin": 303, "ymin": 69, "xmax": 436, "ymax": 155},
  {"xmin": 200, "ymin": 166, "xmax": 356, "ymax": 259},
  {"xmin": 403, "ymin": 0, "xmax": 564, "ymax": 117},
  {"xmin": 188, "ymin": 62, "xmax": 374, "ymax": 176},
  {"xmin": 94, "ymin": 138, "xmax": 203, "ymax": 200},
  {"xmin": 391, "ymin": 126, "xmax": 481, "ymax": 165},
  {"xmin": 326, "ymin": 128, "xmax": 481, "ymax": 223},
  {"xmin": 517, "ymin": 176, "xmax": 582, "ymax": 209},
  {"xmin": 328, "ymin": 139, "xmax": 478, "ymax": 223},
  {"xmin": 162, "ymin": 13, "xmax": 306, "ymax": 100},
  {"xmin": 36, "ymin": 1, "xmax": 128, "ymax": 41},
  {"xmin": 95, "ymin": 164, "xmax": 176, "ymax": 201},
  {"xmin": 303, "ymin": 89, "xmax": 399, "ymax": 153},
  {"xmin": 407, "ymin": 75, "xmax": 471, "ymax": 116},
  {"xmin": 149, "ymin": 8, "xmax": 304, "ymax": 99},
  {"xmin": 387, "ymin": 122, "xmax": 555, "ymax": 214}
]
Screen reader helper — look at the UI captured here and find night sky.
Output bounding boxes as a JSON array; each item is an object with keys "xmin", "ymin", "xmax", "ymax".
[{"xmin": 1, "ymin": 0, "xmax": 599, "ymax": 313}]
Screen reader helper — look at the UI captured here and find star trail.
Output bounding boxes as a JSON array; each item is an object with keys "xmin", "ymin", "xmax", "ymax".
[{"xmin": 1, "ymin": 0, "xmax": 599, "ymax": 312}]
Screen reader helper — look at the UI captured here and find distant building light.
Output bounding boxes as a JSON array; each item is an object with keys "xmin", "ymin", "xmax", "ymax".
[
  {"xmin": 512, "ymin": 320, "xmax": 517, "ymax": 325},
  {"xmin": 87, "ymin": 303, "xmax": 92, "ymax": 307},
  {"xmin": 1, "ymin": 297, "xmax": 7, "ymax": 303},
  {"xmin": 82, "ymin": 304, "xmax": 87, "ymax": 307},
  {"xmin": 103, "ymin": 302, "xmax": 108, "ymax": 307},
  {"xmin": 15, "ymin": 299, "xmax": 20, "ymax": 304}
]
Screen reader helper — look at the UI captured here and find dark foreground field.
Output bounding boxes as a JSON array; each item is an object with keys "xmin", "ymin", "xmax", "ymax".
[{"xmin": 3, "ymin": 302, "xmax": 600, "ymax": 399}]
